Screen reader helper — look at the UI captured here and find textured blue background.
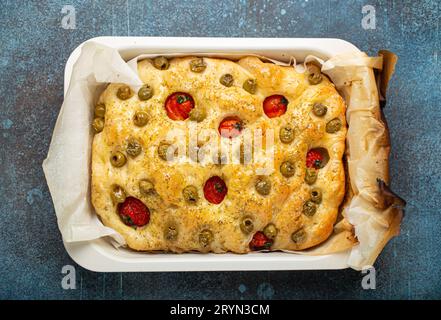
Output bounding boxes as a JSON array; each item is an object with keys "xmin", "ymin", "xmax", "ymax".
[{"xmin": 0, "ymin": 0, "xmax": 440, "ymax": 299}]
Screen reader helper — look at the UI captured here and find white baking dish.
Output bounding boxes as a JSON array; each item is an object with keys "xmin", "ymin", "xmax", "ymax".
[{"xmin": 63, "ymin": 37, "xmax": 360, "ymax": 272}]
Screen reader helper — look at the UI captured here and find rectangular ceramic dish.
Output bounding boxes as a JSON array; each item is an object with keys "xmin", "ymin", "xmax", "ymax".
[{"xmin": 63, "ymin": 37, "xmax": 360, "ymax": 272}]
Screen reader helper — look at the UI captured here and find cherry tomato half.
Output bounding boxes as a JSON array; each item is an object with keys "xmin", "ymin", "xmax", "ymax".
[
  {"xmin": 263, "ymin": 95, "xmax": 288, "ymax": 118},
  {"xmin": 249, "ymin": 231, "xmax": 273, "ymax": 251},
  {"xmin": 218, "ymin": 116, "xmax": 244, "ymax": 139},
  {"xmin": 164, "ymin": 92, "xmax": 195, "ymax": 120},
  {"xmin": 306, "ymin": 149, "xmax": 324, "ymax": 169},
  {"xmin": 203, "ymin": 176, "xmax": 227, "ymax": 204},
  {"xmin": 118, "ymin": 197, "xmax": 150, "ymax": 227}
]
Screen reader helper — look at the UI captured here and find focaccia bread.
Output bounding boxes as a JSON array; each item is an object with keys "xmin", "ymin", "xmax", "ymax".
[{"xmin": 91, "ymin": 56, "xmax": 347, "ymax": 253}]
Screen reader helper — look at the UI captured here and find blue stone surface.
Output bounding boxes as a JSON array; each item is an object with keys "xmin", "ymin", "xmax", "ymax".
[{"xmin": 0, "ymin": 0, "xmax": 440, "ymax": 299}]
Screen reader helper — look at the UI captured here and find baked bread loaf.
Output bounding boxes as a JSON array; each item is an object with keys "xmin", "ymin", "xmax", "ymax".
[{"xmin": 91, "ymin": 56, "xmax": 347, "ymax": 253}]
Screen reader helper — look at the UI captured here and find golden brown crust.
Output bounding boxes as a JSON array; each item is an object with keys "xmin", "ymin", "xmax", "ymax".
[{"xmin": 91, "ymin": 56, "xmax": 347, "ymax": 253}]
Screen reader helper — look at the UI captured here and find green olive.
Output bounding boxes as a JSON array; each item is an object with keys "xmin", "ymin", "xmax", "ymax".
[
  {"xmin": 126, "ymin": 139, "xmax": 142, "ymax": 158},
  {"xmin": 303, "ymin": 200, "xmax": 317, "ymax": 217},
  {"xmin": 182, "ymin": 185, "xmax": 199, "ymax": 204},
  {"xmin": 110, "ymin": 151, "xmax": 126, "ymax": 167},
  {"xmin": 280, "ymin": 161, "xmax": 295, "ymax": 177},
  {"xmin": 312, "ymin": 103, "xmax": 327, "ymax": 117},
  {"xmin": 305, "ymin": 168, "xmax": 318, "ymax": 185},
  {"xmin": 240, "ymin": 216, "xmax": 254, "ymax": 234},
  {"xmin": 117, "ymin": 85, "xmax": 133, "ymax": 100},
  {"xmin": 255, "ymin": 177, "xmax": 271, "ymax": 196},
  {"xmin": 165, "ymin": 224, "xmax": 178, "ymax": 241},
  {"xmin": 153, "ymin": 56, "xmax": 169, "ymax": 70},
  {"xmin": 94, "ymin": 103, "xmax": 106, "ymax": 118},
  {"xmin": 310, "ymin": 188, "xmax": 322, "ymax": 204},
  {"xmin": 133, "ymin": 111, "xmax": 149, "ymax": 127},
  {"xmin": 111, "ymin": 185, "xmax": 126, "ymax": 204},
  {"xmin": 92, "ymin": 117, "xmax": 104, "ymax": 133},
  {"xmin": 158, "ymin": 142, "xmax": 172, "ymax": 161},
  {"xmin": 291, "ymin": 228, "xmax": 306, "ymax": 244},
  {"xmin": 199, "ymin": 229, "xmax": 214, "ymax": 247},
  {"xmin": 263, "ymin": 223, "xmax": 278, "ymax": 239},
  {"xmin": 308, "ymin": 72, "xmax": 322, "ymax": 85},
  {"xmin": 279, "ymin": 125, "xmax": 295, "ymax": 144},
  {"xmin": 243, "ymin": 78, "xmax": 257, "ymax": 94},
  {"xmin": 138, "ymin": 84, "xmax": 153, "ymax": 101},
  {"xmin": 188, "ymin": 108, "xmax": 206, "ymax": 122},
  {"xmin": 220, "ymin": 74, "xmax": 234, "ymax": 87},
  {"xmin": 139, "ymin": 179, "xmax": 155, "ymax": 195},
  {"xmin": 189, "ymin": 58, "xmax": 207, "ymax": 73},
  {"xmin": 326, "ymin": 118, "xmax": 342, "ymax": 133}
]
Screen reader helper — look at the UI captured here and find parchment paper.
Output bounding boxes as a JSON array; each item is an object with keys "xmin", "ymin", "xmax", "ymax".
[{"xmin": 43, "ymin": 42, "xmax": 404, "ymax": 270}]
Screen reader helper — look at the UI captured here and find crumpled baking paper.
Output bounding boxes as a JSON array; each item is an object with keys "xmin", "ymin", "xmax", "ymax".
[{"xmin": 43, "ymin": 42, "xmax": 404, "ymax": 270}]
